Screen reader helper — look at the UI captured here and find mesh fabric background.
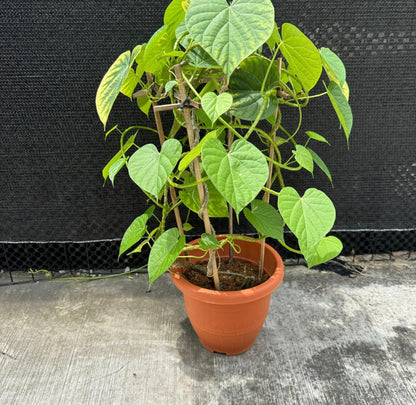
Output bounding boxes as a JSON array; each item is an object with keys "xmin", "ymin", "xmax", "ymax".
[{"xmin": 1, "ymin": 0, "xmax": 415, "ymax": 270}]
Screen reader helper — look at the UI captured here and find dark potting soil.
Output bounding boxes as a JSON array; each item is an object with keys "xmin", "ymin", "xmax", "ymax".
[{"xmin": 174, "ymin": 259, "xmax": 270, "ymax": 291}]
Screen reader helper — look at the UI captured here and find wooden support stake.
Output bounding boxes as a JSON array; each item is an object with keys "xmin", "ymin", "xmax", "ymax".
[
  {"xmin": 153, "ymin": 103, "xmax": 181, "ymax": 112},
  {"xmin": 259, "ymin": 58, "xmax": 282, "ymax": 280},
  {"xmin": 173, "ymin": 64, "xmax": 220, "ymax": 290},
  {"xmin": 227, "ymin": 117, "xmax": 234, "ymax": 262},
  {"xmin": 146, "ymin": 72, "xmax": 183, "ymax": 235}
]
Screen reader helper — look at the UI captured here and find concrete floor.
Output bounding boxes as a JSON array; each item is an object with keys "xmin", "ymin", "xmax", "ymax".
[{"xmin": 0, "ymin": 258, "xmax": 415, "ymax": 405}]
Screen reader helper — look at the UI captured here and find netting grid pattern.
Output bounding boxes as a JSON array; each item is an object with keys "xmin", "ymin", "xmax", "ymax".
[{"xmin": 1, "ymin": 0, "xmax": 415, "ymax": 271}]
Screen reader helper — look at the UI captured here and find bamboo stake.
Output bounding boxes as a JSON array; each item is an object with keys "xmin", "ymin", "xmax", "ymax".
[
  {"xmin": 259, "ymin": 58, "xmax": 282, "ymax": 280},
  {"xmin": 173, "ymin": 64, "xmax": 220, "ymax": 290},
  {"xmin": 227, "ymin": 118, "xmax": 234, "ymax": 262},
  {"xmin": 146, "ymin": 72, "xmax": 183, "ymax": 235}
]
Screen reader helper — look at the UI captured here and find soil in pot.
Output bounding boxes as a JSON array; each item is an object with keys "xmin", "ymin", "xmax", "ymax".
[{"xmin": 172, "ymin": 259, "xmax": 270, "ymax": 291}]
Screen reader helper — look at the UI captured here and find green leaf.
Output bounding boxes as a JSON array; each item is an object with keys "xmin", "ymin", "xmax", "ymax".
[
  {"xmin": 266, "ymin": 22, "xmax": 282, "ymax": 52},
  {"xmin": 244, "ymin": 199, "xmax": 283, "ymax": 241},
  {"xmin": 102, "ymin": 134, "xmax": 137, "ymax": 181},
  {"xmin": 128, "ymin": 139, "xmax": 182, "ymax": 197},
  {"xmin": 185, "ymin": 0, "xmax": 275, "ymax": 78},
  {"xmin": 303, "ymin": 236, "xmax": 343, "ymax": 267},
  {"xmin": 201, "ymin": 138, "xmax": 269, "ymax": 215},
  {"xmin": 143, "ymin": 25, "xmax": 176, "ymax": 78},
  {"xmin": 307, "ymin": 148, "xmax": 333, "ymax": 185},
  {"xmin": 201, "ymin": 92, "xmax": 233, "ymax": 125},
  {"xmin": 96, "ymin": 51, "xmax": 131, "ymax": 127},
  {"xmin": 137, "ymin": 95, "xmax": 153, "ymax": 117},
  {"xmin": 278, "ymin": 187, "xmax": 336, "ymax": 253},
  {"xmin": 148, "ymin": 228, "xmax": 185, "ymax": 287},
  {"xmin": 341, "ymin": 80, "xmax": 350, "ymax": 102},
  {"xmin": 164, "ymin": 0, "xmax": 186, "ymax": 30},
  {"xmin": 306, "ymin": 131, "xmax": 330, "ymax": 145},
  {"xmin": 179, "ymin": 177, "xmax": 229, "ymax": 218},
  {"xmin": 134, "ymin": 44, "xmax": 147, "ymax": 80},
  {"xmin": 131, "ymin": 44, "xmax": 144, "ymax": 64},
  {"xmin": 293, "ymin": 145, "xmax": 314, "ymax": 174},
  {"xmin": 120, "ymin": 68, "xmax": 140, "ymax": 99},
  {"xmin": 324, "ymin": 81, "xmax": 353, "ymax": 143},
  {"xmin": 320, "ymin": 47, "xmax": 346, "ymax": 86},
  {"xmin": 229, "ymin": 55, "xmax": 279, "ymax": 120},
  {"xmin": 176, "ymin": 20, "xmax": 218, "ymax": 68},
  {"xmin": 183, "ymin": 222, "xmax": 194, "ymax": 232},
  {"xmin": 321, "ymin": 47, "xmax": 349, "ymax": 100},
  {"xmin": 109, "ymin": 158, "xmax": 127, "ymax": 186},
  {"xmin": 198, "ymin": 233, "xmax": 221, "ymax": 249},
  {"xmin": 164, "ymin": 80, "xmax": 177, "ymax": 93},
  {"xmin": 280, "ymin": 23, "xmax": 322, "ymax": 92},
  {"xmin": 178, "ymin": 130, "xmax": 217, "ymax": 173},
  {"xmin": 195, "ymin": 108, "xmax": 213, "ymax": 128},
  {"xmin": 119, "ymin": 206, "xmax": 155, "ymax": 258}
]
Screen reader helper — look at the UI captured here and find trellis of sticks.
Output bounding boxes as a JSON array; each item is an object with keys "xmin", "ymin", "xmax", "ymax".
[{"xmin": 141, "ymin": 62, "xmax": 281, "ymax": 290}]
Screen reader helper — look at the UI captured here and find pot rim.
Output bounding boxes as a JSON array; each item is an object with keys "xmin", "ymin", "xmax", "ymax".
[{"xmin": 170, "ymin": 235, "xmax": 284, "ymax": 304}]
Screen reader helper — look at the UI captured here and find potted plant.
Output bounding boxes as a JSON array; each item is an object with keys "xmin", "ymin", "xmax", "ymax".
[{"xmin": 95, "ymin": 0, "xmax": 352, "ymax": 355}]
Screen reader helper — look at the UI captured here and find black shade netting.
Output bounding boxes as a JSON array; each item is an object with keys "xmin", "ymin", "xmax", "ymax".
[{"xmin": 1, "ymin": 1, "xmax": 415, "ymax": 271}]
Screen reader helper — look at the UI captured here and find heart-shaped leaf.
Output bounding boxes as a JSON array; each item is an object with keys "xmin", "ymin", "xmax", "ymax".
[
  {"xmin": 128, "ymin": 139, "xmax": 182, "ymax": 197},
  {"xmin": 185, "ymin": 0, "xmax": 275, "ymax": 78},
  {"xmin": 201, "ymin": 92, "xmax": 233, "ymax": 125},
  {"xmin": 229, "ymin": 55, "xmax": 279, "ymax": 120},
  {"xmin": 302, "ymin": 236, "xmax": 343, "ymax": 268},
  {"xmin": 119, "ymin": 206, "xmax": 155, "ymax": 258},
  {"xmin": 324, "ymin": 81, "xmax": 353, "ymax": 144},
  {"xmin": 148, "ymin": 228, "xmax": 185, "ymax": 287},
  {"xmin": 293, "ymin": 145, "xmax": 314, "ymax": 174},
  {"xmin": 278, "ymin": 187, "xmax": 336, "ymax": 252},
  {"xmin": 280, "ymin": 23, "xmax": 322, "ymax": 92},
  {"xmin": 201, "ymin": 138, "xmax": 269, "ymax": 215},
  {"xmin": 244, "ymin": 199, "xmax": 284, "ymax": 241}
]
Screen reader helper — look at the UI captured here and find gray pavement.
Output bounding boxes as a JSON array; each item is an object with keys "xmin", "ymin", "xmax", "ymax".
[{"xmin": 0, "ymin": 258, "xmax": 415, "ymax": 405}]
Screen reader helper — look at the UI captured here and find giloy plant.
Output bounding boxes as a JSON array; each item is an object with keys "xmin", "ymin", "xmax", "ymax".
[{"xmin": 96, "ymin": 0, "xmax": 353, "ymax": 291}]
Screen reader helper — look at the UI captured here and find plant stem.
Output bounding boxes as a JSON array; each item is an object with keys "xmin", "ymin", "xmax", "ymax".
[
  {"xmin": 244, "ymin": 92, "xmax": 272, "ymax": 140},
  {"xmin": 278, "ymin": 240, "xmax": 302, "ymax": 255},
  {"xmin": 142, "ymin": 190, "xmax": 165, "ymax": 210},
  {"xmin": 260, "ymin": 43, "xmax": 282, "ymax": 96},
  {"xmin": 174, "ymin": 64, "xmax": 220, "ymax": 290},
  {"xmin": 168, "ymin": 176, "xmax": 209, "ymax": 189},
  {"xmin": 217, "ymin": 117, "xmax": 244, "ymax": 139},
  {"xmin": 290, "ymin": 91, "xmax": 328, "ymax": 102},
  {"xmin": 158, "ymin": 186, "xmax": 169, "ymax": 237},
  {"xmin": 259, "ymin": 101, "xmax": 279, "ymax": 279},
  {"xmin": 146, "ymin": 72, "xmax": 184, "ymax": 234}
]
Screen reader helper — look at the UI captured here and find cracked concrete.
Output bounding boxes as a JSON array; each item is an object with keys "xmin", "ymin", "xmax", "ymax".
[{"xmin": 0, "ymin": 260, "xmax": 415, "ymax": 405}]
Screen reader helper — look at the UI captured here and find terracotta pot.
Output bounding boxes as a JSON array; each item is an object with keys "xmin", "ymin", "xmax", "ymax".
[{"xmin": 170, "ymin": 235, "xmax": 284, "ymax": 355}]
